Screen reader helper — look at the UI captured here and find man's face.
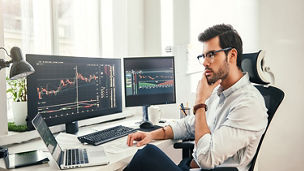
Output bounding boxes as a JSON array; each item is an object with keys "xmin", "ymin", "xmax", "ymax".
[{"xmin": 202, "ymin": 36, "xmax": 230, "ymax": 85}]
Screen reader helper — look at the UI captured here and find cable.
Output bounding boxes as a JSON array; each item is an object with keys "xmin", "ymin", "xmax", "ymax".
[{"xmin": 0, "ymin": 47, "xmax": 11, "ymax": 57}]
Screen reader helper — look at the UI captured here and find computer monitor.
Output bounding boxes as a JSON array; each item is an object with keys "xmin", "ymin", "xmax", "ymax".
[
  {"xmin": 26, "ymin": 54, "xmax": 122, "ymax": 134},
  {"xmin": 123, "ymin": 56, "xmax": 176, "ymax": 127}
]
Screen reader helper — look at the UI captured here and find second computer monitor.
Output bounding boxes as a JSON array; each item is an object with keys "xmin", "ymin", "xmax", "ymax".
[{"xmin": 124, "ymin": 56, "xmax": 176, "ymax": 109}]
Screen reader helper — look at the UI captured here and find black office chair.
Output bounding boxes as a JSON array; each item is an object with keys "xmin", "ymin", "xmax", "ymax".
[{"xmin": 174, "ymin": 50, "xmax": 285, "ymax": 171}]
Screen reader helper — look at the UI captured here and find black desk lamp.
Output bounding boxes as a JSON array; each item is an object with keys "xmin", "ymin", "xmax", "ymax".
[{"xmin": 0, "ymin": 47, "xmax": 35, "ymax": 79}]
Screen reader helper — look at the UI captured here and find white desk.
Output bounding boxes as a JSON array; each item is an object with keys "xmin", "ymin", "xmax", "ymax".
[{"xmin": 0, "ymin": 115, "xmax": 177, "ymax": 171}]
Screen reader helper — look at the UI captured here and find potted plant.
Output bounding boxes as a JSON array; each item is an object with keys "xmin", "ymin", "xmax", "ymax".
[{"xmin": 6, "ymin": 77, "xmax": 28, "ymax": 126}]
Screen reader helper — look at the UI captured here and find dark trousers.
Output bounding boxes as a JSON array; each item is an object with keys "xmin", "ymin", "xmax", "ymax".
[{"xmin": 123, "ymin": 144, "xmax": 191, "ymax": 171}]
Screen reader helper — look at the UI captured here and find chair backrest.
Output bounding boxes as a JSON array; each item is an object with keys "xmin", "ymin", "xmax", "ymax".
[{"xmin": 241, "ymin": 51, "xmax": 285, "ymax": 171}]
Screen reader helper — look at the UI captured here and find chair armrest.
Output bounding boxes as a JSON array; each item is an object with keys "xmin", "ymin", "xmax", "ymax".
[
  {"xmin": 190, "ymin": 168, "xmax": 238, "ymax": 171},
  {"xmin": 174, "ymin": 141, "xmax": 194, "ymax": 150},
  {"xmin": 174, "ymin": 141, "xmax": 195, "ymax": 159},
  {"xmin": 212, "ymin": 167, "xmax": 238, "ymax": 171}
]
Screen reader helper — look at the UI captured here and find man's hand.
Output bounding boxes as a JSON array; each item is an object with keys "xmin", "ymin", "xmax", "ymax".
[
  {"xmin": 127, "ymin": 131, "xmax": 153, "ymax": 147},
  {"xmin": 195, "ymin": 72, "xmax": 221, "ymax": 104},
  {"xmin": 194, "ymin": 72, "xmax": 220, "ymax": 144}
]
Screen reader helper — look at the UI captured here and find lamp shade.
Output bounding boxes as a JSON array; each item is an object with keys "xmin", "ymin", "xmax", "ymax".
[
  {"xmin": 9, "ymin": 47, "xmax": 35, "ymax": 80},
  {"xmin": 10, "ymin": 60, "xmax": 35, "ymax": 79}
]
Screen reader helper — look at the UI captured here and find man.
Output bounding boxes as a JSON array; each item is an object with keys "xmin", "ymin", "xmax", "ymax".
[{"xmin": 124, "ymin": 24, "xmax": 268, "ymax": 171}]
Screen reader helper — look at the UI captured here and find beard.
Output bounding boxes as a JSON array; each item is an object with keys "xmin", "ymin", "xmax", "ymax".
[{"xmin": 206, "ymin": 60, "xmax": 229, "ymax": 85}]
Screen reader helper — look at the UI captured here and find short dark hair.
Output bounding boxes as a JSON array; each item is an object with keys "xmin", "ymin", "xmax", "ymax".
[{"xmin": 198, "ymin": 24, "xmax": 243, "ymax": 69}]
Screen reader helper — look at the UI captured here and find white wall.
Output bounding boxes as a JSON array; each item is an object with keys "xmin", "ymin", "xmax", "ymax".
[
  {"xmin": 172, "ymin": 0, "xmax": 191, "ymax": 116},
  {"xmin": 127, "ymin": 0, "xmax": 144, "ymax": 56},
  {"xmin": 257, "ymin": 0, "xmax": 304, "ymax": 170},
  {"xmin": 144, "ymin": 0, "xmax": 161, "ymax": 56},
  {"xmin": 112, "ymin": 0, "xmax": 128, "ymax": 58}
]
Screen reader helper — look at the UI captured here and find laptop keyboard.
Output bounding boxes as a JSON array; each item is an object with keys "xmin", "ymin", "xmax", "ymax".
[
  {"xmin": 65, "ymin": 149, "xmax": 88, "ymax": 166},
  {"xmin": 77, "ymin": 125, "xmax": 136, "ymax": 146}
]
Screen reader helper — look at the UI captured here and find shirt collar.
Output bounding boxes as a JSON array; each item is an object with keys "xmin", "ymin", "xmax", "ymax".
[{"xmin": 217, "ymin": 73, "xmax": 250, "ymax": 98}]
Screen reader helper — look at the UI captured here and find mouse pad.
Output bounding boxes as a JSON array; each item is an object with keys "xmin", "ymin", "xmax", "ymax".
[{"xmin": 137, "ymin": 125, "xmax": 163, "ymax": 132}]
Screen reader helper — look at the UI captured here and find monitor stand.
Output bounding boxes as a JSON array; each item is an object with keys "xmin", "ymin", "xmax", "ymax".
[
  {"xmin": 65, "ymin": 121, "xmax": 79, "ymax": 134},
  {"xmin": 139, "ymin": 105, "xmax": 153, "ymax": 129}
]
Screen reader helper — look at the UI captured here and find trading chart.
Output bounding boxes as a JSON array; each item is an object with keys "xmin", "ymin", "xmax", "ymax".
[
  {"xmin": 30, "ymin": 59, "xmax": 117, "ymax": 119},
  {"xmin": 125, "ymin": 69, "xmax": 174, "ymax": 96}
]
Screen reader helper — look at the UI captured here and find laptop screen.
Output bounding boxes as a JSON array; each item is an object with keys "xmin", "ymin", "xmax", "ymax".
[{"xmin": 32, "ymin": 114, "xmax": 62, "ymax": 165}]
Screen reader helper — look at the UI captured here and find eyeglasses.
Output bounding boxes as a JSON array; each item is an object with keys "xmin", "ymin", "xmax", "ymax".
[{"xmin": 197, "ymin": 47, "xmax": 232, "ymax": 64}]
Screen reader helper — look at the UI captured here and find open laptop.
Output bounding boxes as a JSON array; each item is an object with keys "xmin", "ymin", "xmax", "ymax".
[{"xmin": 32, "ymin": 114, "xmax": 109, "ymax": 169}]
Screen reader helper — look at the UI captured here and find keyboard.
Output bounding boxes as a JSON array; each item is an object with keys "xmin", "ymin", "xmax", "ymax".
[
  {"xmin": 65, "ymin": 149, "xmax": 88, "ymax": 166},
  {"xmin": 77, "ymin": 125, "xmax": 136, "ymax": 146}
]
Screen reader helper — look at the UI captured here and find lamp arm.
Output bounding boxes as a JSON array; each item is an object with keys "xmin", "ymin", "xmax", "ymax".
[
  {"xmin": 0, "ymin": 47, "xmax": 10, "ymax": 57},
  {"xmin": 0, "ymin": 47, "xmax": 13, "ymax": 70},
  {"xmin": 0, "ymin": 59, "xmax": 12, "ymax": 70}
]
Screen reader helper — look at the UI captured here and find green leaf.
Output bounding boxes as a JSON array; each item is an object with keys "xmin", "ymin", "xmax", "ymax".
[{"xmin": 6, "ymin": 77, "xmax": 27, "ymax": 102}]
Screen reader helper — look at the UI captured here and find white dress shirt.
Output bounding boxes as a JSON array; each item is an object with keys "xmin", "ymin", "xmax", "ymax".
[{"xmin": 169, "ymin": 73, "xmax": 268, "ymax": 171}]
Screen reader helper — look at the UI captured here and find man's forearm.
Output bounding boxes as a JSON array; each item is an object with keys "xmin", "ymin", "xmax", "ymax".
[
  {"xmin": 195, "ymin": 108, "xmax": 211, "ymax": 144},
  {"xmin": 151, "ymin": 126, "xmax": 174, "ymax": 140}
]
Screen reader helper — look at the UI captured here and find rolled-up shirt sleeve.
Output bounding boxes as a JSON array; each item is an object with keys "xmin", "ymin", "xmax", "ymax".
[{"xmin": 168, "ymin": 115, "xmax": 195, "ymax": 140}]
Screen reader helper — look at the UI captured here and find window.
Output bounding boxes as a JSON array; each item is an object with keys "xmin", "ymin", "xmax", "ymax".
[
  {"xmin": 2, "ymin": 0, "xmax": 113, "ymax": 122},
  {"xmin": 53, "ymin": 0, "xmax": 100, "ymax": 56},
  {"xmin": 3, "ymin": 0, "xmax": 35, "ymax": 121},
  {"xmin": 2, "ymin": 0, "xmax": 33, "ymax": 52}
]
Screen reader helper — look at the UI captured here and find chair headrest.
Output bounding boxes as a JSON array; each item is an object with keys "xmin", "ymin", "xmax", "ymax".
[{"xmin": 241, "ymin": 50, "xmax": 270, "ymax": 85}]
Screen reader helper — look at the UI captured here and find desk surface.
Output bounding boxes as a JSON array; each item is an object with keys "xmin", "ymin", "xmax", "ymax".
[{"xmin": 0, "ymin": 116, "xmax": 176, "ymax": 171}]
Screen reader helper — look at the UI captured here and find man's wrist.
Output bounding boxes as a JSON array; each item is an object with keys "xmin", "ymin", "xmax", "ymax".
[{"xmin": 193, "ymin": 103, "xmax": 208, "ymax": 114}]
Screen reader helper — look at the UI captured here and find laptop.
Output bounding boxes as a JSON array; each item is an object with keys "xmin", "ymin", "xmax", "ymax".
[{"xmin": 32, "ymin": 114, "xmax": 109, "ymax": 169}]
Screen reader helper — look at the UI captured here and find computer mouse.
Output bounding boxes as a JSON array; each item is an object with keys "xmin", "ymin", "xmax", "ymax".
[{"xmin": 139, "ymin": 121, "xmax": 154, "ymax": 129}]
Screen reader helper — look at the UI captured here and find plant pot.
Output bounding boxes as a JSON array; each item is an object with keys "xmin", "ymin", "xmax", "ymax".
[{"xmin": 12, "ymin": 101, "xmax": 27, "ymax": 126}]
